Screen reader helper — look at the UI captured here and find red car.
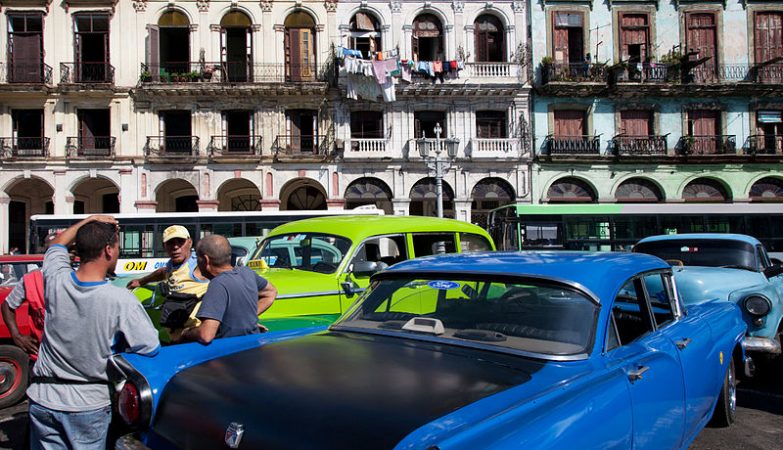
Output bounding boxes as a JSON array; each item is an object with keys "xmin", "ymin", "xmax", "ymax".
[{"xmin": 0, "ymin": 254, "xmax": 44, "ymax": 408}]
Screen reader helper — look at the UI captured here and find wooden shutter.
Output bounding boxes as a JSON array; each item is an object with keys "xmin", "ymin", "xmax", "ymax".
[
  {"xmin": 690, "ymin": 110, "xmax": 719, "ymax": 136},
  {"xmin": 288, "ymin": 29, "xmax": 301, "ymax": 81},
  {"xmin": 414, "ymin": 117, "xmax": 422, "ymax": 138},
  {"xmin": 686, "ymin": 12, "xmax": 717, "ymax": 78},
  {"xmin": 147, "ymin": 25, "xmax": 159, "ymax": 81},
  {"xmin": 78, "ymin": 110, "xmax": 96, "ymax": 150},
  {"xmin": 554, "ymin": 110, "xmax": 585, "ymax": 137},
  {"xmin": 755, "ymin": 12, "xmax": 783, "ymax": 63},
  {"xmin": 619, "ymin": 13, "xmax": 649, "ymax": 62},
  {"xmin": 620, "ymin": 110, "xmax": 652, "ymax": 136},
  {"xmin": 13, "ymin": 34, "xmax": 42, "ymax": 82},
  {"xmin": 553, "ymin": 21, "xmax": 569, "ymax": 63}
]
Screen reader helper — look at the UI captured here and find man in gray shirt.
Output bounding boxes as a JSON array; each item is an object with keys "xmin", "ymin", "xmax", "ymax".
[{"xmin": 28, "ymin": 215, "xmax": 159, "ymax": 450}]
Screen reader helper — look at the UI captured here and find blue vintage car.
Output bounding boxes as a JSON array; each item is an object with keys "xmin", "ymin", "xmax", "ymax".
[
  {"xmin": 112, "ymin": 252, "xmax": 745, "ymax": 450},
  {"xmin": 634, "ymin": 233, "xmax": 783, "ymax": 372}
]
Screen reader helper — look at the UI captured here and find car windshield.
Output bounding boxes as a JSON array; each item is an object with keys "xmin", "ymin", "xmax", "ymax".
[
  {"xmin": 251, "ymin": 233, "xmax": 352, "ymax": 274},
  {"xmin": 0, "ymin": 262, "xmax": 42, "ymax": 287},
  {"xmin": 634, "ymin": 239, "xmax": 758, "ymax": 271},
  {"xmin": 333, "ymin": 275, "xmax": 598, "ymax": 357}
]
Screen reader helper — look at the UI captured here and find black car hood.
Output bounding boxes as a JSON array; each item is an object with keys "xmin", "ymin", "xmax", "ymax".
[{"xmin": 149, "ymin": 331, "xmax": 541, "ymax": 449}]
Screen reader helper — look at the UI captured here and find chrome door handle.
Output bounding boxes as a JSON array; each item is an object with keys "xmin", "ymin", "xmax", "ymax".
[
  {"xmin": 627, "ymin": 366, "xmax": 649, "ymax": 383},
  {"xmin": 675, "ymin": 338, "xmax": 692, "ymax": 350}
]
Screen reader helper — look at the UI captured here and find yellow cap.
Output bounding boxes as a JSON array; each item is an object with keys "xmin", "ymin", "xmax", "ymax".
[{"xmin": 162, "ymin": 225, "xmax": 190, "ymax": 243}]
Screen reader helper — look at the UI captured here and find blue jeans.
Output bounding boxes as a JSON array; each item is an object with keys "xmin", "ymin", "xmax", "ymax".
[{"xmin": 29, "ymin": 401, "xmax": 112, "ymax": 450}]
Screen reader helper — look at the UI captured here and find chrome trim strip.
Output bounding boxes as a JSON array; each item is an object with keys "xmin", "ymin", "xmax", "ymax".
[
  {"xmin": 276, "ymin": 290, "xmax": 342, "ymax": 300},
  {"xmin": 742, "ymin": 336, "xmax": 782, "ymax": 354},
  {"xmin": 330, "ymin": 325, "xmax": 589, "ymax": 362}
]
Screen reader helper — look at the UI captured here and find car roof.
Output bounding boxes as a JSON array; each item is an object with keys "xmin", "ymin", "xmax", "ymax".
[
  {"xmin": 636, "ymin": 233, "xmax": 761, "ymax": 246},
  {"xmin": 267, "ymin": 216, "xmax": 492, "ymax": 242},
  {"xmin": 0, "ymin": 254, "xmax": 45, "ymax": 263},
  {"xmin": 381, "ymin": 251, "xmax": 670, "ymax": 303}
]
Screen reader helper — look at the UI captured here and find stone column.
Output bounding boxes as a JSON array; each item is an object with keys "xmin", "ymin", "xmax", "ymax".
[
  {"xmin": 392, "ymin": 198, "xmax": 410, "ymax": 216},
  {"xmin": 119, "ymin": 168, "xmax": 136, "ymax": 213},
  {"xmin": 463, "ymin": 24, "xmax": 474, "ymax": 62},
  {"xmin": 53, "ymin": 169, "xmax": 71, "ymax": 214},
  {"xmin": 454, "ymin": 199, "xmax": 471, "ymax": 223},
  {"xmin": 0, "ymin": 196, "xmax": 9, "ymax": 253},
  {"xmin": 401, "ymin": 25, "xmax": 412, "ymax": 60}
]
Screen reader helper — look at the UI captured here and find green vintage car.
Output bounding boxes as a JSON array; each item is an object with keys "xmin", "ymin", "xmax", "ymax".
[{"xmin": 245, "ymin": 215, "xmax": 495, "ymax": 330}]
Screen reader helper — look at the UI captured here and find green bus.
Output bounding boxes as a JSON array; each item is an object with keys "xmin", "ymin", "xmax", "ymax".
[{"xmin": 487, "ymin": 203, "xmax": 783, "ymax": 254}]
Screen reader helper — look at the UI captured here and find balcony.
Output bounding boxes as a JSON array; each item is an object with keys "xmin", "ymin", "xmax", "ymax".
[
  {"xmin": 208, "ymin": 136, "xmax": 263, "ymax": 159},
  {"xmin": 66, "ymin": 136, "xmax": 116, "ymax": 158},
  {"xmin": 413, "ymin": 138, "xmax": 460, "ymax": 159},
  {"xmin": 342, "ymin": 138, "xmax": 394, "ymax": 159},
  {"xmin": 544, "ymin": 135, "xmax": 601, "ymax": 156},
  {"xmin": 678, "ymin": 135, "xmax": 736, "ymax": 156},
  {"xmin": 541, "ymin": 63, "xmax": 608, "ymax": 84},
  {"xmin": 611, "ymin": 135, "xmax": 668, "ymax": 156},
  {"xmin": 139, "ymin": 62, "xmax": 326, "ymax": 84},
  {"xmin": 746, "ymin": 135, "xmax": 783, "ymax": 155},
  {"xmin": 60, "ymin": 63, "xmax": 115, "ymax": 84},
  {"xmin": 467, "ymin": 138, "xmax": 523, "ymax": 159},
  {"xmin": 0, "ymin": 137, "xmax": 50, "ymax": 158},
  {"xmin": 0, "ymin": 62, "xmax": 53, "ymax": 84},
  {"xmin": 272, "ymin": 135, "xmax": 329, "ymax": 160},
  {"xmin": 610, "ymin": 64, "xmax": 669, "ymax": 83},
  {"xmin": 409, "ymin": 62, "xmax": 523, "ymax": 84},
  {"xmin": 144, "ymin": 136, "xmax": 200, "ymax": 159}
]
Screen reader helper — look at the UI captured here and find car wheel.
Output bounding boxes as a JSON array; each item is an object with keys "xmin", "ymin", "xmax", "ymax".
[
  {"xmin": 0, "ymin": 344, "xmax": 29, "ymax": 409},
  {"xmin": 709, "ymin": 357, "xmax": 736, "ymax": 428}
]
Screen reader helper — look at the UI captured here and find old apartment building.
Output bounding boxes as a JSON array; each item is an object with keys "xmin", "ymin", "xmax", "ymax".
[{"xmin": 0, "ymin": 0, "xmax": 532, "ymax": 252}]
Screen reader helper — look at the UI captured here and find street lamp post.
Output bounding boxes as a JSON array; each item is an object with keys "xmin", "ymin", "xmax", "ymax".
[{"xmin": 418, "ymin": 122, "xmax": 457, "ymax": 218}]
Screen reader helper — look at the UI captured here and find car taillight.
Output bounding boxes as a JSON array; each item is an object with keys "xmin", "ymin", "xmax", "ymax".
[{"xmin": 118, "ymin": 382, "xmax": 141, "ymax": 425}]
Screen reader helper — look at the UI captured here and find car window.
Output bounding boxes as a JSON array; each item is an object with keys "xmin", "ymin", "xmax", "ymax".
[
  {"xmin": 642, "ymin": 273, "xmax": 675, "ymax": 328},
  {"xmin": 351, "ymin": 235, "xmax": 407, "ymax": 269},
  {"xmin": 254, "ymin": 233, "xmax": 351, "ymax": 274},
  {"xmin": 336, "ymin": 276, "xmax": 598, "ymax": 356},
  {"xmin": 611, "ymin": 278, "xmax": 655, "ymax": 347},
  {"xmin": 634, "ymin": 239, "xmax": 757, "ymax": 271},
  {"xmin": 459, "ymin": 233, "xmax": 492, "ymax": 252},
  {"xmin": 757, "ymin": 245, "xmax": 771, "ymax": 269},
  {"xmin": 0, "ymin": 262, "xmax": 42, "ymax": 286},
  {"xmin": 412, "ymin": 233, "xmax": 456, "ymax": 257}
]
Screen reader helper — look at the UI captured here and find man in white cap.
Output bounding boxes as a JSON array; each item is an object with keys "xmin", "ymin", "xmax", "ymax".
[{"xmin": 126, "ymin": 225, "xmax": 209, "ymax": 335}]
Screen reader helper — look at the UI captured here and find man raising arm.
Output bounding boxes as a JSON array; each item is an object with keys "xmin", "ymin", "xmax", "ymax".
[{"xmin": 178, "ymin": 235, "xmax": 276, "ymax": 345}]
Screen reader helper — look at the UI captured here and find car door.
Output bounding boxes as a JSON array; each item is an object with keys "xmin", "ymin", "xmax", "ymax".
[
  {"xmin": 643, "ymin": 272, "xmax": 716, "ymax": 444},
  {"xmin": 605, "ymin": 275, "xmax": 686, "ymax": 449},
  {"xmin": 341, "ymin": 235, "xmax": 408, "ymax": 310}
]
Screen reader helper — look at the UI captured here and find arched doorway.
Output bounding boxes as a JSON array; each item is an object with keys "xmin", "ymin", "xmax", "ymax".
[
  {"xmin": 221, "ymin": 11, "xmax": 253, "ymax": 82},
  {"xmin": 412, "ymin": 14, "xmax": 443, "ymax": 61},
  {"xmin": 344, "ymin": 177, "xmax": 393, "ymax": 214},
  {"xmin": 72, "ymin": 177, "xmax": 119, "ymax": 213},
  {"xmin": 749, "ymin": 177, "xmax": 783, "ymax": 202},
  {"xmin": 349, "ymin": 11, "xmax": 382, "ymax": 56},
  {"xmin": 155, "ymin": 179, "xmax": 198, "ymax": 212},
  {"xmin": 546, "ymin": 177, "xmax": 597, "ymax": 203},
  {"xmin": 409, "ymin": 177, "xmax": 454, "ymax": 218},
  {"xmin": 5, "ymin": 177, "xmax": 54, "ymax": 252},
  {"xmin": 280, "ymin": 179, "xmax": 327, "ymax": 210},
  {"xmin": 151, "ymin": 10, "xmax": 190, "ymax": 79},
  {"xmin": 682, "ymin": 178, "xmax": 730, "ymax": 202},
  {"xmin": 474, "ymin": 14, "xmax": 505, "ymax": 62},
  {"xmin": 615, "ymin": 178, "xmax": 663, "ymax": 203},
  {"xmin": 284, "ymin": 11, "xmax": 316, "ymax": 82},
  {"xmin": 471, "ymin": 178, "xmax": 515, "ymax": 227},
  {"xmin": 217, "ymin": 178, "xmax": 261, "ymax": 211}
]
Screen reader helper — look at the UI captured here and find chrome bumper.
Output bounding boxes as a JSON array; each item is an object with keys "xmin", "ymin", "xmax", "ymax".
[
  {"xmin": 115, "ymin": 434, "xmax": 150, "ymax": 450},
  {"xmin": 742, "ymin": 336, "xmax": 782, "ymax": 354}
]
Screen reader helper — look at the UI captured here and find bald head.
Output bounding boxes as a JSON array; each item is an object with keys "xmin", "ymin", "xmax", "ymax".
[{"xmin": 196, "ymin": 234, "xmax": 232, "ymax": 267}]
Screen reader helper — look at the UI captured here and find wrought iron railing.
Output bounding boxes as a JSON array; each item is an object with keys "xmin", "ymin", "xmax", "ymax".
[
  {"xmin": 0, "ymin": 137, "xmax": 50, "ymax": 157},
  {"xmin": 679, "ymin": 135, "xmax": 737, "ymax": 155},
  {"xmin": 544, "ymin": 135, "xmax": 601, "ymax": 155},
  {"xmin": 144, "ymin": 136, "xmax": 199, "ymax": 157},
  {"xmin": 611, "ymin": 135, "xmax": 668, "ymax": 156},
  {"xmin": 746, "ymin": 134, "xmax": 783, "ymax": 155},
  {"xmin": 0, "ymin": 62, "xmax": 53, "ymax": 84},
  {"xmin": 273, "ymin": 135, "xmax": 327, "ymax": 156},
  {"xmin": 60, "ymin": 62, "xmax": 115, "ymax": 84},
  {"xmin": 541, "ymin": 63, "xmax": 608, "ymax": 84},
  {"xmin": 208, "ymin": 135, "xmax": 263, "ymax": 156},
  {"xmin": 66, "ymin": 136, "xmax": 116, "ymax": 158},
  {"xmin": 140, "ymin": 62, "xmax": 326, "ymax": 84},
  {"xmin": 612, "ymin": 64, "xmax": 668, "ymax": 83}
]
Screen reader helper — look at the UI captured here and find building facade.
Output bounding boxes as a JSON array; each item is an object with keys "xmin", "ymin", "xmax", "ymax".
[
  {"xmin": 530, "ymin": 0, "xmax": 783, "ymax": 205},
  {"xmin": 0, "ymin": 0, "xmax": 532, "ymax": 252}
]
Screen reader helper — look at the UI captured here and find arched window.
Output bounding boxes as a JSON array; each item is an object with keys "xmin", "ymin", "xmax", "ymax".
[
  {"xmin": 412, "ymin": 14, "xmax": 443, "ymax": 61},
  {"xmin": 349, "ymin": 12, "xmax": 382, "ymax": 57},
  {"xmin": 286, "ymin": 185, "xmax": 326, "ymax": 210},
  {"xmin": 158, "ymin": 11, "xmax": 189, "ymax": 27},
  {"xmin": 615, "ymin": 178, "xmax": 663, "ymax": 203},
  {"xmin": 344, "ymin": 178, "xmax": 393, "ymax": 214},
  {"xmin": 409, "ymin": 177, "xmax": 454, "ymax": 218},
  {"xmin": 220, "ymin": 11, "xmax": 253, "ymax": 82},
  {"xmin": 471, "ymin": 178, "xmax": 515, "ymax": 227},
  {"xmin": 682, "ymin": 178, "xmax": 729, "ymax": 202},
  {"xmin": 153, "ymin": 11, "xmax": 191, "ymax": 77},
  {"xmin": 750, "ymin": 177, "xmax": 783, "ymax": 202},
  {"xmin": 474, "ymin": 14, "xmax": 505, "ymax": 62},
  {"xmin": 547, "ymin": 178, "xmax": 596, "ymax": 203},
  {"xmin": 285, "ymin": 12, "xmax": 317, "ymax": 81}
]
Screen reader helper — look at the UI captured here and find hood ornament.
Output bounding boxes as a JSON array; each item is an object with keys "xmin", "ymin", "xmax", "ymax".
[{"xmin": 225, "ymin": 422, "xmax": 245, "ymax": 448}]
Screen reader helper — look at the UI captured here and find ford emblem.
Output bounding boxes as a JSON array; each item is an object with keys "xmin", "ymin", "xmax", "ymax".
[{"xmin": 225, "ymin": 422, "xmax": 244, "ymax": 448}]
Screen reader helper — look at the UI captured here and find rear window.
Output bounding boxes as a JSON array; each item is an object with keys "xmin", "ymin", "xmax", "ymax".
[{"xmin": 634, "ymin": 239, "xmax": 757, "ymax": 270}]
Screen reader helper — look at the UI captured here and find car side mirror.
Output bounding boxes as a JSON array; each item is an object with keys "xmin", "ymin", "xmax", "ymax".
[
  {"xmin": 351, "ymin": 260, "xmax": 384, "ymax": 277},
  {"xmin": 764, "ymin": 264, "xmax": 783, "ymax": 279}
]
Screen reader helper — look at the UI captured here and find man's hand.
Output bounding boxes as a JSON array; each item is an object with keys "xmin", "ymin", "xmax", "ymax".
[
  {"xmin": 12, "ymin": 333, "xmax": 38, "ymax": 355},
  {"xmin": 126, "ymin": 279, "xmax": 142, "ymax": 290}
]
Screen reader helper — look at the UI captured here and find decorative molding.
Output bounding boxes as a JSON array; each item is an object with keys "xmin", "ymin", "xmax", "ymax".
[
  {"xmin": 273, "ymin": 24, "xmax": 285, "ymax": 32},
  {"xmin": 132, "ymin": 0, "xmax": 146, "ymax": 12},
  {"xmin": 196, "ymin": 0, "xmax": 209, "ymax": 12},
  {"xmin": 189, "ymin": 24, "xmax": 199, "ymax": 32},
  {"xmin": 464, "ymin": 24, "xmax": 475, "ymax": 31},
  {"xmin": 259, "ymin": 0, "xmax": 272, "ymax": 12},
  {"xmin": 402, "ymin": 24, "xmax": 413, "ymax": 31},
  {"xmin": 381, "ymin": 24, "xmax": 391, "ymax": 32},
  {"xmin": 445, "ymin": 24, "xmax": 454, "ymax": 32},
  {"xmin": 252, "ymin": 24, "xmax": 262, "ymax": 32},
  {"xmin": 512, "ymin": 1, "xmax": 525, "ymax": 13},
  {"xmin": 316, "ymin": 24, "xmax": 325, "ymax": 32},
  {"xmin": 324, "ymin": 0, "xmax": 337, "ymax": 13},
  {"xmin": 452, "ymin": 1, "xmax": 464, "ymax": 13},
  {"xmin": 209, "ymin": 24, "xmax": 221, "ymax": 32},
  {"xmin": 389, "ymin": 1, "xmax": 401, "ymax": 13}
]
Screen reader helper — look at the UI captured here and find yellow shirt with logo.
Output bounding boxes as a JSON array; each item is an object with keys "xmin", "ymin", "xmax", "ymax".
[{"xmin": 164, "ymin": 254, "xmax": 209, "ymax": 337}]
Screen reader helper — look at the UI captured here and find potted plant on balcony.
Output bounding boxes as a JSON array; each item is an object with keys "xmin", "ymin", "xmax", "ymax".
[
  {"xmin": 201, "ymin": 65, "xmax": 215, "ymax": 81},
  {"xmin": 140, "ymin": 70, "xmax": 152, "ymax": 83},
  {"xmin": 188, "ymin": 71, "xmax": 201, "ymax": 82}
]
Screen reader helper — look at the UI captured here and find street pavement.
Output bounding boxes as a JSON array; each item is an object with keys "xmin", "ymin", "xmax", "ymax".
[{"xmin": 0, "ymin": 376, "xmax": 781, "ymax": 449}]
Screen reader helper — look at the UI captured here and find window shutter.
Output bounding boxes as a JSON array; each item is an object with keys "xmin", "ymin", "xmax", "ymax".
[{"xmin": 147, "ymin": 25, "xmax": 159, "ymax": 81}]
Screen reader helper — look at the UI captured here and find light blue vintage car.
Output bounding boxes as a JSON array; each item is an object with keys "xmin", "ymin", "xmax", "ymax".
[
  {"xmin": 111, "ymin": 252, "xmax": 745, "ymax": 449},
  {"xmin": 634, "ymin": 233, "xmax": 783, "ymax": 373}
]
